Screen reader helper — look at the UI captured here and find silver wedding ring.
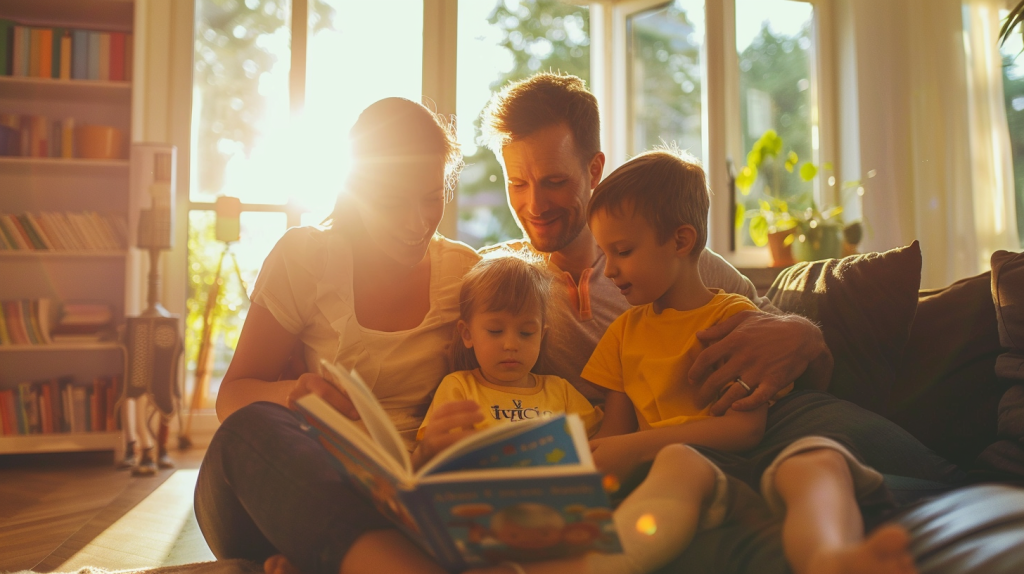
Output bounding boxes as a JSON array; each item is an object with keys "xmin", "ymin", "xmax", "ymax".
[{"xmin": 735, "ymin": 377, "xmax": 752, "ymax": 394}]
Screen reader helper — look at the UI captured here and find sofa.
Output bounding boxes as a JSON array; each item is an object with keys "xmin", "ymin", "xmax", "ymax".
[{"xmin": 662, "ymin": 243, "xmax": 1024, "ymax": 573}]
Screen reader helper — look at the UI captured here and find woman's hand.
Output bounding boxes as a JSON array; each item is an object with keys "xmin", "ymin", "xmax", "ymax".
[
  {"xmin": 287, "ymin": 372, "xmax": 360, "ymax": 421},
  {"xmin": 412, "ymin": 401, "xmax": 484, "ymax": 469},
  {"xmin": 590, "ymin": 434, "xmax": 646, "ymax": 483}
]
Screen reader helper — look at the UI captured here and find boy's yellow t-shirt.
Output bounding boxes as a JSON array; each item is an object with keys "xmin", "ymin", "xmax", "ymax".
[
  {"xmin": 582, "ymin": 290, "xmax": 775, "ymax": 429},
  {"xmin": 417, "ymin": 369, "xmax": 603, "ymax": 439}
]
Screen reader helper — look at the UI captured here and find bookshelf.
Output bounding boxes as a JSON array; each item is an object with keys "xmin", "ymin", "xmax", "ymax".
[{"xmin": 0, "ymin": 0, "xmax": 137, "ymax": 461}]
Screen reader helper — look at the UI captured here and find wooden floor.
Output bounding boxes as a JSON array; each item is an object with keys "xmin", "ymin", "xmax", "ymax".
[{"xmin": 0, "ymin": 448, "xmax": 213, "ymax": 573}]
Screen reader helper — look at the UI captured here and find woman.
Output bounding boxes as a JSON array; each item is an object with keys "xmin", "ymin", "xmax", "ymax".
[{"xmin": 194, "ymin": 98, "xmax": 482, "ymax": 574}]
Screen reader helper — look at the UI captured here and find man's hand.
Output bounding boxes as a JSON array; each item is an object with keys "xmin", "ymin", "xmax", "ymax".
[
  {"xmin": 689, "ymin": 311, "xmax": 832, "ymax": 416},
  {"xmin": 287, "ymin": 372, "xmax": 360, "ymax": 420},
  {"xmin": 413, "ymin": 401, "xmax": 484, "ymax": 468},
  {"xmin": 590, "ymin": 434, "xmax": 647, "ymax": 483}
]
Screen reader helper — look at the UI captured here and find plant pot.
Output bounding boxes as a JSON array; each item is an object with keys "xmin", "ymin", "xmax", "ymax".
[
  {"xmin": 792, "ymin": 224, "xmax": 843, "ymax": 262},
  {"xmin": 767, "ymin": 230, "xmax": 796, "ymax": 267}
]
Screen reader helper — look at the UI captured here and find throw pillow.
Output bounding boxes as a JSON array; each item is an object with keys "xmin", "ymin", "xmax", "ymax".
[
  {"xmin": 991, "ymin": 250, "xmax": 1024, "ymax": 380},
  {"xmin": 766, "ymin": 241, "xmax": 922, "ymax": 414},
  {"xmin": 889, "ymin": 271, "xmax": 1002, "ymax": 466}
]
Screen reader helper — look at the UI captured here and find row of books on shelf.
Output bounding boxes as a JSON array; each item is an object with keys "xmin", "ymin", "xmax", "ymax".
[
  {"xmin": 1, "ymin": 299, "xmax": 114, "ymax": 345},
  {"xmin": 0, "ymin": 211, "xmax": 127, "ymax": 251},
  {"xmin": 0, "ymin": 376, "xmax": 120, "ymax": 436},
  {"xmin": 0, "ymin": 113, "xmax": 75, "ymax": 158},
  {"xmin": 0, "ymin": 20, "xmax": 133, "ymax": 82}
]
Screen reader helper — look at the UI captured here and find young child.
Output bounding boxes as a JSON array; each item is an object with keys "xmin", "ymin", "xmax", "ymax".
[
  {"xmin": 414, "ymin": 251, "xmax": 603, "ymax": 466},
  {"xmin": 577, "ymin": 148, "xmax": 914, "ymax": 574}
]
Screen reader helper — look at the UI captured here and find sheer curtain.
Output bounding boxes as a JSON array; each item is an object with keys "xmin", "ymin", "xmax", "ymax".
[{"xmin": 963, "ymin": 0, "xmax": 1021, "ymax": 265}]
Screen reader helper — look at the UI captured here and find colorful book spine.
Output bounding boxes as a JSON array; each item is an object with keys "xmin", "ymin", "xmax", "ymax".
[
  {"xmin": 124, "ymin": 34, "xmax": 133, "ymax": 81},
  {"xmin": 28, "ymin": 28, "xmax": 40, "ymax": 77},
  {"xmin": 71, "ymin": 29, "xmax": 88, "ymax": 80},
  {"xmin": 50, "ymin": 27, "xmax": 63, "ymax": 79},
  {"xmin": 109, "ymin": 32, "xmax": 125, "ymax": 82},
  {"xmin": 38, "ymin": 28, "xmax": 53, "ymax": 78},
  {"xmin": 59, "ymin": 31, "xmax": 71, "ymax": 80},
  {"xmin": 87, "ymin": 31, "xmax": 100, "ymax": 80},
  {"xmin": 97, "ymin": 32, "xmax": 109, "ymax": 81},
  {"xmin": 12, "ymin": 26, "xmax": 27, "ymax": 77},
  {"xmin": 0, "ymin": 20, "xmax": 14, "ymax": 76},
  {"xmin": 0, "ymin": 306, "xmax": 11, "ymax": 345}
]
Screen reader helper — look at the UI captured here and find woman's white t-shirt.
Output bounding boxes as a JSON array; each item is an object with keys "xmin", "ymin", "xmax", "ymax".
[{"xmin": 250, "ymin": 226, "xmax": 480, "ymax": 448}]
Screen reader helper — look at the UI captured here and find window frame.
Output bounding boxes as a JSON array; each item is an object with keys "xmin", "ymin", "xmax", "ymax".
[{"xmin": 593, "ymin": 0, "xmax": 837, "ymax": 266}]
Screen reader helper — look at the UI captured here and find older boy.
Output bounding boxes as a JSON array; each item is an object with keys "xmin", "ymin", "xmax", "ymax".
[{"xmin": 578, "ymin": 149, "xmax": 915, "ymax": 574}]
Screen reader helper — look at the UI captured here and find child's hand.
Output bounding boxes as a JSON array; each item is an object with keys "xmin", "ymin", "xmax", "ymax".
[
  {"xmin": 415, "ymin": 401, "xmax": 485, "ymax": 466},
  {"xmin": 287, "ymin": 373, "xmax": 360, "ymax": 421},
  {"xmin": 590, "ymin": 435, "xmax": 645, "ymax": 483}
]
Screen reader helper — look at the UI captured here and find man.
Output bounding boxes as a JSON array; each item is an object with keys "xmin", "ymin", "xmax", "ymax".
[{"xmin": 478, "ymin": 73, "xmax": 963, "ymax": 573}]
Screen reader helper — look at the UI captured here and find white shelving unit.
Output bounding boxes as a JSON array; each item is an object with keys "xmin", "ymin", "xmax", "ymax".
[{"xmin": 0, "ymin": 0, "xmax": 138, "ymax": 461}]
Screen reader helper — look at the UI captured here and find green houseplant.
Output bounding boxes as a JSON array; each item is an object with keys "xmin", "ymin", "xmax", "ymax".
[
  {"xmin": 735, "ymin": 129, "xmax": 861, "ymax": 265},
  {"xmin": 1002, "ymin": 1, "xmax": 1023, "ymax": 51}
]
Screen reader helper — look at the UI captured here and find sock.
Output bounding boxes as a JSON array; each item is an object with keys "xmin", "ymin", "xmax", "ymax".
[{"xmin": 586, "ymin": 445, "xmax": 728, "ymax": 574}]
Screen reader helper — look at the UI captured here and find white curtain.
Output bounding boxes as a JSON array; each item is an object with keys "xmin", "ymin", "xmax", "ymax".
[{"xmin": 963, "ymin": 0, "xmax": 1021, "ymax": 265}]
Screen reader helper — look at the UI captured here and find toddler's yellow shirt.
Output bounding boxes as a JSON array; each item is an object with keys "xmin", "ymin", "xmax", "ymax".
[
  {"xmin": 417, "ymin": 369, "xmax": 603, "ymax": 439},
  {"xmin": 582, "ymin": 291, "xmax": 762, "ymax": 429}
]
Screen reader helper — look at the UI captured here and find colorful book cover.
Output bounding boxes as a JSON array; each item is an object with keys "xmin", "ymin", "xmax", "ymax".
[
  {"xmin": 97, "ymin": 33, "xmax": 109, "ymax": 81},
  {"xmin": 0, "ymin": 20, "xmax": 15, "ymax": 76},
  {"xmin": 87, "ymin": 32, "xmax": 100, "ymax": 80},
  {"xmin": 38, "ymin": 28, "xmax": 52, "ymax": 78},
  {"xmin": 71, "ymin": 30, "xmax": 88, "ymax": 80},
  {"xmin": 59, "ymin": 31, "xmax": 71, "ymax": 80},
  {"xmin": 109, "ymin": 32, "xmax": 124, "ymax": 82},
  {"xmin": 294, "ymin": 360, "xmax": 622, "ymax": 571}
]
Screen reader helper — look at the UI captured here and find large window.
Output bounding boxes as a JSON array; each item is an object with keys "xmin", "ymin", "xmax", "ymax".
[
  {"xmin": 1001, "ymin": 18, "xmax": 1024, "ymax": 247},
  {"xmin": 186, "ymin": 0, "xmax": 830, "ymax": 404},
  {"xmin": 189, "ymin": 0, "xmax": 423, "ymax": 405}
]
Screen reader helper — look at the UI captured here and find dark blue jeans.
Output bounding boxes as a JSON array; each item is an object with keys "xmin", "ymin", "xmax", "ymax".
[
  {"xmin": 194, "ymin": 402, "xmax": 392, "ymax": 574},
  {"xmin": 656, "ymin": 390, "xmax": 967, "ymax": 574}
]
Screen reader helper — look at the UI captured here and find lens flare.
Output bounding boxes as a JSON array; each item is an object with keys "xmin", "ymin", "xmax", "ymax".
[{"xmin": 636, "ymin": 513, "xmax": 658, "ymax": 536}]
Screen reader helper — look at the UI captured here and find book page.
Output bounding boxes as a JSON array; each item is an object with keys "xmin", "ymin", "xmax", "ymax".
[
  {"xmin": 418, "ymin": 414, "xmax": 591, "ymax": 478},
  {"xmin": 319, "ymin": 359, "xmax": 412, "ymax": 475},
  {"xmin": 295, "ymin": 394, "xmax": 407, "ymax": 480}
]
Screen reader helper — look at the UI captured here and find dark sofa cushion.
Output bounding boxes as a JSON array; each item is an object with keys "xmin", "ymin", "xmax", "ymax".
[
  {"xmin": 888, "ymin": 271, "xmax": 1003, "ymax": 466},
  {"xmin": 992, "ymin": 250, "xmax": 1024, "ymax": 380},
  {"xmin": 765, "ymin": 241, "xmax": 922, "ymax": 413}
]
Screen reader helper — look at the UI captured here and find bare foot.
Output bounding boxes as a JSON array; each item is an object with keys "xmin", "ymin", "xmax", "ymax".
[
  {"xmin": 264, "ymin": 554, "xmax": 301, "ymax": 574},
  {"xmin": 808, "ymin": 525, "xmax": 917, "ymax": 574}
]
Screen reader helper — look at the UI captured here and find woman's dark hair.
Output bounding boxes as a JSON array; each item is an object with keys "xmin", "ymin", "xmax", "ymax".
[
  {"xmin": 324, "ymin": 98, "xmax": 462, "ymax": 227},
  {"xmin": 450, "ymin": 250, "xmax": 553, "ymax": 372}
]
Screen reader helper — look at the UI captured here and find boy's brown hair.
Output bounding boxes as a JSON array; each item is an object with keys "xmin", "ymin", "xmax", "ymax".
[
  {"xmin": 587, "ymin": 148, "xmax": 710, "ymax": 253},
  {"xmin": 480, "ymin": 73, "xmax": 600, "ymax": 164}
]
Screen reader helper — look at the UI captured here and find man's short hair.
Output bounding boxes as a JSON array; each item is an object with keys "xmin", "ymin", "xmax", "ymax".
[
  {"xmin": 587, "ymin": 148, "xmax": 710, "ymax": 253},
  {"xmin": 480, "ymin": 73, "xmax": 600, "ymax": 163}
]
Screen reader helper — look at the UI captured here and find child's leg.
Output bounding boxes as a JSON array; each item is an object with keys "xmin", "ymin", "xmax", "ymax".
[
  {"xmin": 264, "ymin": 530, "xmax": 447, "ymax": 574},
  {"xmin": 586, "ymin": 444, "xmax": 729, "ymax": 574},
  {"xmin": 466, "ymin": 444, "xmax": 729, "ymax": 574},
  {"xmin": 765, "ymin": 438, "xmax": 916, "ymax": 574}
]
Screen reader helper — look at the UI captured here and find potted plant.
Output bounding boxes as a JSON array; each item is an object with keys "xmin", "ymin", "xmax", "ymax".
[
  {"xmin": 1001, "ymin": 1, "xmax": 1023, "ymax": 50},
  {"xmin": 735, "ymin": 129, "xmax": 862, "ymax": 265}
]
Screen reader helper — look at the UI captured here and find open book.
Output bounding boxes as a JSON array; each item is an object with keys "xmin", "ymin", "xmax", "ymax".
[{"xmin": 293, "ymin": 359, "xmax": 622, "ymax": 571}]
